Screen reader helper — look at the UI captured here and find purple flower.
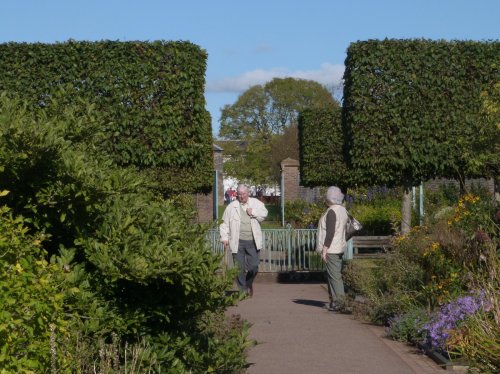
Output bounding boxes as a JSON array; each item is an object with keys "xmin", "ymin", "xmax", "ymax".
[
  {"xmin": 422, "ymin": 291, "xmax": 488, "ymax": 352},
  {"xmin": 346, "ymin": 195, "xmax": 354, "ymax": 209},
  {"xmin": 367, "ymin": 189, "xmax": 373, "ymax": 201}
]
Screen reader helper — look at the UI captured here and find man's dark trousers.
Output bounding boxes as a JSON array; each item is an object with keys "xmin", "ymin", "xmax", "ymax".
[{"xmin": 233, "ymin": 239, "xmax": 259, "ymax": 293}]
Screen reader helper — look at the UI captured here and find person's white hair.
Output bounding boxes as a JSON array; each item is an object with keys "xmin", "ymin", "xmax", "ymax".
[
  {"xmin": 237, "ymin": 184, "xmax": 249, "ymax": 193},
  {"xmin": 326, "ymin": 186, "xmax": 344, "ymax": 205}
]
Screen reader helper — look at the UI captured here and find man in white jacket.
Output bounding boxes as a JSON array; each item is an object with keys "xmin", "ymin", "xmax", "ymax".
[{"xmin": 220, "ymin": 184, "xmax": 268, "ymax": 296}]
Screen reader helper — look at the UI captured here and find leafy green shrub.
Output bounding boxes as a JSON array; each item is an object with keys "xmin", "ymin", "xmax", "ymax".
[
  {"xmin": 444, "ymin": 193, "xmax": 498, "ymax": 280},
  {"xmin": 349, "ymin": 201, "xmax": 401, "ymax": 235},
  {"xmin": 0, "ymin": 205, "xmax": 72, "ymax": 372},
  {"xmin": 343, "ymin": 260, "xmax": 380, "ymax": 300},
  {"xmin": 370, "ymin": 292, "xmax": 421, "ymax": 326},
  {"xmin": 448, "ymin": 309, "xmax": 499, "ymax": 373},
  {"xmin": 344, "ymin": 256, "xmax": 423, "ymax": 325},
  {"xmin": 348, "ymin": 189, "xmax": 499, "ymax": 374},
  {"xmin": 425, "ymin": 184, "xmax": 460, "ymax": 224},
  {"xmin": 386, "ymin": 307, "xmax": 429, "ymax": 344},
  {"xmin": 0, "ymin": 95, "xmax": 249, "ymax": 372},
  {"xmin": 284, "ymin": 199, "xmax": 324, "ymax": 228},
  {"xmin": 284, "ymin": 186, "xmax": 403, "ymax": 233}
]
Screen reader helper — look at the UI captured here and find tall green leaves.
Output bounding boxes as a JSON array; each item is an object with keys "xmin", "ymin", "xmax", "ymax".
[
  {"xmin": 342, "ymin": 39, "xmax": 500, "ymax": 187},
  {"xmin": 299, "ymin": 107, "xmax": 349, "ymax": 187},
  {"xmin": 0, "ymin": 40, "xmax": 213, "ymax": 194}
]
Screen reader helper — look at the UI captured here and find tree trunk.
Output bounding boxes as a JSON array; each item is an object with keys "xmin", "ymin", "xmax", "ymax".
[{"xmin": 401, "ymin": 183, "xmax": 412, "ymax": 234}]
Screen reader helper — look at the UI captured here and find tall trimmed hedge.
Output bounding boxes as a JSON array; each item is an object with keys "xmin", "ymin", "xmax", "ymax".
[
  {"xmin": 0, "ymin": 40, "xmax": 213, "ymax": 194},
  {"xmin": 342, "ymin": 39, "xmax": 499, "ymax": 188},
  {"xmin": 298, "ymin": 107, "xmax": 349, "ymax": 187}
]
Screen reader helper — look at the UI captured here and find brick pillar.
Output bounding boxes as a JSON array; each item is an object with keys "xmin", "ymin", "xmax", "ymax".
[
  {"xmin": 281, "ymin": 158, "xmax": 300, "ymax": 202},
  {"xmin": 195, "ymin": 144, "xmax": 224, "ymax": 223},
  {"xmin": 195, "ymin": 192, "xmax": 213, "ymax": 223}
]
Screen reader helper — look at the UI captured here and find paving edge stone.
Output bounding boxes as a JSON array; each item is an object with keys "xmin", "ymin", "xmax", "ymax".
[{"xmin": 425, "ymin": 349, "xmax": 469, "ymax": 371}]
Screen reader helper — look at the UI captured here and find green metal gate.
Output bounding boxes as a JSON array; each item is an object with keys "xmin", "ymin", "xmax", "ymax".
[{"xmin": 207, "ymin": 228, "xmax": 354, "ymax": 272}]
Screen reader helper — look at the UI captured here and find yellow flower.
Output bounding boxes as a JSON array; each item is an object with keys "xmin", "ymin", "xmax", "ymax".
[{"xmin": 15, "ymin": 263, "xmax": 23, "ymax": 273}]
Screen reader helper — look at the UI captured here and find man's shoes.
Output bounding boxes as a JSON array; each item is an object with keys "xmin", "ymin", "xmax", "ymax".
[{"xmin": 248, "ymin": 285, "xmax": 253, "ymax": 297}]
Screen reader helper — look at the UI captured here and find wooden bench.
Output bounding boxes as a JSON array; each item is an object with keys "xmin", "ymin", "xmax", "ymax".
[{"xmin": 352, "ymin": 236, "xmax": 392, "ymax": 257}]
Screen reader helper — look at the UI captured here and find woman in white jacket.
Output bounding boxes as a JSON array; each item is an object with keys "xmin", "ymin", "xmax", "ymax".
[
  {"xmin": 317, "ymin": 186, "xmax": 348, "ymax": 311},
  {"xmin": 220, "ymin": 184, "xmax": 268, "ymax": 296}
]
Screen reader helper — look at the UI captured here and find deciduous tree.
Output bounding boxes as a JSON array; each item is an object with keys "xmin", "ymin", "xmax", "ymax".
[{"xmin": 219, "ymin": 77, "xmax": 338, "ymax": 185}]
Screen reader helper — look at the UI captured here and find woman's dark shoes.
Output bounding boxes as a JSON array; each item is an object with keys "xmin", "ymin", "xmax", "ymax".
[{"xmin": 328, "ymin": 303, "xmax": 341, "ymax": 312}]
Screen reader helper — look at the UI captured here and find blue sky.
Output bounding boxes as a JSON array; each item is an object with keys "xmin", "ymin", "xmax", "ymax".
[{"xmin": 1, "ymin": 0, "xmax": 499, "ymax": 136}]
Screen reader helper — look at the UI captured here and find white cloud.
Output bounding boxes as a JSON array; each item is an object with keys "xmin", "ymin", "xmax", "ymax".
[{"xmin": 206, "ymin": 63, "xmax": 344, "ymax": 93}]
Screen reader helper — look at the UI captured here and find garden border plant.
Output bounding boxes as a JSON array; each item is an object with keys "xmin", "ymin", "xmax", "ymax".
[
  {"xmin": 0, "ymin": 94, "xmax": 250, "ymax": 372},
  {"xmin": 344, "ymin": 190, "xmax": 499, "ymax": 373}
]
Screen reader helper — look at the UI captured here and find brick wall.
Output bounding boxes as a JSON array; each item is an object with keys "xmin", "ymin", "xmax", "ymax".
[
  {"xmin": 281, "ymin": 158, "xmax": 322, "ymax": 203},
  {"xmin": 425, "ymin": 177, "xmax": 495, "ymax": 195},
  {"xmin": 281, "ymin": 158, "xmax": 496, "ymax": 204}
]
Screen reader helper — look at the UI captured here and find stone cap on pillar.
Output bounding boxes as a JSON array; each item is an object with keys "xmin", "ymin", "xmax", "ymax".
[{"xmin": 280, "ymin": 158, "xmax": 300, "ymax": 169}]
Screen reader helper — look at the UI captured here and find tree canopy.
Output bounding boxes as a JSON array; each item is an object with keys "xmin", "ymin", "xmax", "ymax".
[
  {"xmin": 299, "ymin": 39, "xmax": 499, "ymax": 232},
  {"xmin": 299, "ymin": 107, "xmax": 349, "ymax": 188},
  {"xmin": 342, "ymin": 39, "xmax": 499, "ymax": 189},
  {"xmin": 218, "ymin": 77, "xmax": 338, "ymax": 185}
]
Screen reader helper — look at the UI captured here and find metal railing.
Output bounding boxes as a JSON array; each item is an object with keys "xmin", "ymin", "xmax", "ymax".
[{"xmin": 207, "ymin": 228, "xmax": 357, "ymax": 272}]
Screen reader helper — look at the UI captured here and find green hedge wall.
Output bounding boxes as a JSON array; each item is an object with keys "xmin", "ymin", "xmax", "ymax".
[
  {"xmin": 342, "ymin": 39, "xmax": 499, "ymax": 187},
  {"xmin": 298, "ymin": 107, "xmax": 349, "ymax": 187},
  {"xmin": 0, "ymin": 40, "xmax": 213, "ymax": 194}
]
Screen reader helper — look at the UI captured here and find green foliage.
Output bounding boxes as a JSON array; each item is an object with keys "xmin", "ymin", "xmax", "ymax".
[
  {"xmin": 349, "ymin": 199, "xmax": 401, "ymax": 235},
  {"xmin": 219, "ymin": 77, "xmax": 338, "ymax": 186},
  {"xmin": 468, "ymin": 78, "xmax": 500, "ymax": 179},
  {"xmin": 0, "ymin": 40, "xmax": 213, "ymax": 194},
  {"xmin": 345, "ymin": 186, "xmax": 498, "ymax": 369},
  {"xmin": 386, "ymin": 307, "xmax": 429, "ymax": 344},
  {"xmin": 448, "ymin": 308, "xmax": 500, "ymax": 373},
  {"xmin": 220, "ymin": 136, "xmax": 274, "ymax": 185},
  {"xmin": 0, "ymin": 205, "xmax": 72, "ymax": 372},
  {"xmin": 424, "ymin": 183, "xmax": 460, "ymax": 224},
  {"xmin": 370, "ymin": 292, "xmax": 421, "ymax": 326},
  {"xmin": 342, "ymin": 39, "xmax": 500, "ymax": 188},
  {"xmin": 220, "ymin": 78, "xmax": 337, "ymax": 139},
  {"xmin": 284, "ymin": 187, "xmax": 401, "ymax": 233},
  {"xmin": 0, "ymin": 95, "xmax": 249, "ymax": 372},
  {"xmin": 343, "ymin": 260, "xmax": 381, "ymax": 301},
  {"xmin": 284, "ymin": 199, "xmax": 325, "ymax": 228},
  {"xmin": 347, "ymin": 191, "xmax": 498, "ymax": 324},
  {"xmin": 299, "ymin": 107, "xmax": 349, "ymax": 187},
  {"xmin": 442, "ymin": 193, "xmax": 499, "ymax": 283}
]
